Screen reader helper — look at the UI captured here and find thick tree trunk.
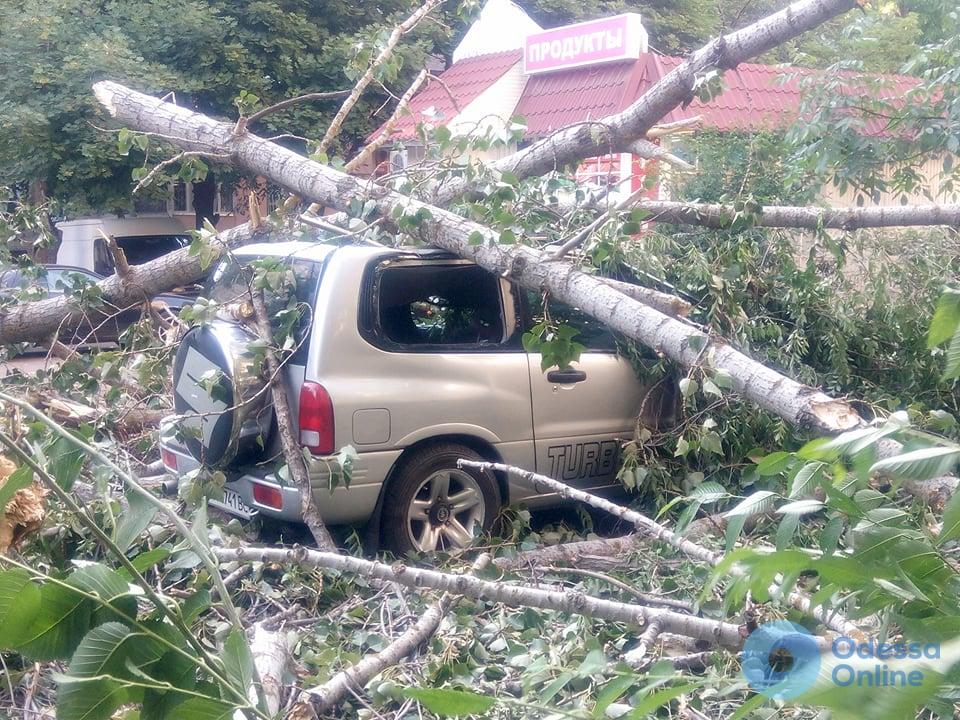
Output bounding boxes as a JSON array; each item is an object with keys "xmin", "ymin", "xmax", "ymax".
[
  {"xmin": 0, "ymin": 221, "xmax": 265, "ymax": 344},
  {"xmin": 93, "ymin": 81, "xmax": 865, "ymax": 437},
  {"xmin": 633, "ymin": 200, "xmax": 960, "ymax": 229}
]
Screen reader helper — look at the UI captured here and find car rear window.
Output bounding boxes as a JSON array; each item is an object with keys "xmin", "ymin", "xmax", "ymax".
[
  {"xmin": 115, "ymin": 235, "xmax": 191, "ymax": 266},
  {"xmin": 208, "ymin": 256, "xmax": 323, "ymax": 364}
]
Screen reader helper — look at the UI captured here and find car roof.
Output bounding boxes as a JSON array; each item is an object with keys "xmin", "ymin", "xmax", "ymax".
[{"xmin": 233, "ymin": 241, "xmax": 459, "ymax": 262}]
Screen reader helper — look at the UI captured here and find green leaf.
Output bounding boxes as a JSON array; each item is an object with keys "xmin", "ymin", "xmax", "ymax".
[
  {"xmin": 819, "ymin": 516, "xmax": 845, "ymax": 555},
  {"xmin": 789, "ymin": 461, "xmax": 826, "ymax": 499},
  {"xmin": 70, "ymin": 564, "xmax": 139, "ymax": 625},
  {"xmin": 592, "ymin": 674, "xmax": 636, "ymax": 718},
  {"xmin": 222, "ymin": 628, "xmax": 254, "ymax": 697},
  {"xmin": 625, "ymin": 682, "xmax": 699, "ymax": 718},
  {"xmin": 726, "ymin": 693, "xmax": 767, "ymax": 720},
  {"xmin": 678, "ymin": 377, "xmax": 697, "ymax": 398},
  {"xmin": 700, "ymin": 430, "xmax": 723, "ymax": 455},
  {"xmin": 724, "ymin": 513, "xmax": 748, "ymax": 551},
  {"xmin": 944, "ymin": 326, "xmax": 960, "ymax": 379},
  {"xmin": 775, "ymin": 512, "xmax": 800, "ymax": 550},
  {"xmin": 57, "ymin": 677, "xmax": 130, "ymax": 720},
  {"xmin": 755, "ymin": 451, "xmax": 791, "ymax": 476},
  {"xmin": 723, "ymin": 490, "xmax": 778, "ymax": 518},
  {"xmin": 126, "ymin": 548, "xmax": 171, "ymax": 576},
  {"xmin": 0, "ymin": 464, "xmax": 33, "ymax": 507},
  {"xmin": 927, "ymin": 287, "xmax": 960, "ymax": 348},
  {"xmin": 576, "ymin": 648, "xmax": 607, "ymax": 677},
  {"xmin": 402, "ymin": 687, "xmax": 496, "ymax": 716},
  {"xmin": 0, "ymin": 569, "xmax": 41, "ymax": 648},
  {"xmin": 69, "ymin": 622, "xmax": 164, "ymax": 679},
  {"xmin": 776, "ymin": 499, "xmax": 825, "ymax": 516},
  {"xmin": 938, "ymin": 487, "xmax": 960, "ymax": 545},
  {"xmin": 687, "ymin": 481, "xmax": 728, "ymax": 504},
  {"xmin": 15, "ymin": 580, "xmax": 92, "ymax": 660},
  {"xmin": 869, "ymin": 446, "xmax": 960, "ymax": 480},
  {"xmin": 57, "ymin": 623, "xmax": 165, "ymax": 720},
  {"xmin": 47, "ymin": 435, "xmax": 87, "ymax": 490},
  {"xmin": 701, "ymin": 378, "xmax": 722, "ymax": 397},
  {"xmin": 113, "ymin": 489, "xmax": 157, "ymax": 553},
  {"xmin": 159, "ymin": 697, "xmax": 237, "ymax": 720}
]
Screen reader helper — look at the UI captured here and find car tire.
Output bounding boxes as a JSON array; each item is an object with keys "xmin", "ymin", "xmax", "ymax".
[{"xmin": 382, "ymin": 443, "xmax": 502, "ymax": 555}]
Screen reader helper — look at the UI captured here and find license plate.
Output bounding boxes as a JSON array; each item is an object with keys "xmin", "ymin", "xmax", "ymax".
[{"xmin": 210, "ymin": 488, "xmax": 258, "ymax": 519}]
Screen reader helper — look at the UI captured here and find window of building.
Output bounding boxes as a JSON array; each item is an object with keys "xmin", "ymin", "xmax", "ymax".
[{"xmin": 388, "ymin": 144, "xmax": 426, "ymax": 174}]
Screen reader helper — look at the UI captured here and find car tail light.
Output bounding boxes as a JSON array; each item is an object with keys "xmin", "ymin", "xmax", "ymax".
[
  {"xmin": 161, "ymin": 448, "xmax": 178, "ymax": 472},
  {"xmin": 299, "ymin": 382, "xmax": 334, "ymax": 455},
  {"xmin": 252, "ymin": 482, "xmax": 283, "ymax": 510}
]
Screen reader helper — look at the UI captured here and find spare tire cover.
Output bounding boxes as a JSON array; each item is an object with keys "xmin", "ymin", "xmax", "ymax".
[{"xmin": 172, "ymin": 320, "xmax": 271, "ymax": 467}]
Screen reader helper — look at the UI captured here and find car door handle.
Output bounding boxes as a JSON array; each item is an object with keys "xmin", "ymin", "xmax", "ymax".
[{"xmin": 547, "ymin": 368, "xmax": 587, "ymax": 384}]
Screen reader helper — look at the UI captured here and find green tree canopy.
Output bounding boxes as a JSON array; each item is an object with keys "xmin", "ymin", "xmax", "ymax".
[{"xmin": 0, "ymin": 0, "xmax": 444, "ymax": 215}]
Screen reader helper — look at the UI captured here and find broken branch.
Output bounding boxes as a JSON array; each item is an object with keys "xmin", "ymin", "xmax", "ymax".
[
  {"xmin": 214, "ymin": 546, "xmax": 746, "ymax": 649},
  {"xmin": 346, "ymin": 69, "xmax": 428, "ymax": 174},
  {"xmin": 461, "ymin": 460, "xmax": 860, "ymax": 635}
]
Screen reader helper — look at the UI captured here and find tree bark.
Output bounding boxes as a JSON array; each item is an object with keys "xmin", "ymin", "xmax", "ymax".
[
  {"xmin": 633, "ymin": 199, "xmax": 960, "ymax": 229},
  {"xmin": 302, "ymin": 554, "xmax": 492, "ymax": 714},
  {"xmin": 249, "ymin": 289, "xmax": 337, "ymax": 551},
  {"xmin": 0, "ymin": 221, "xmax": 266, "ymax": 345},
  {"xmin": 214, "ymin": 545, "xmax": 747, "ymax": 649}
]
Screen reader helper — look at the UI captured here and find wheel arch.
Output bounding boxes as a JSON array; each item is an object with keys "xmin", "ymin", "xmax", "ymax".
[{"xmin": 362, "ymin": 433, "xmax": 509, "ymax": 553}]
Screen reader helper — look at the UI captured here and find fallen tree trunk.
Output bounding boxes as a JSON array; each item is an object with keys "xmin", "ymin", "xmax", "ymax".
[
  {"xmin": 214, "ymin": 545, "xmax": 747, "ymax": 649},
  {"xmin": 633, "ymin": 200, "xmax": 960, "ymax": 230},
  {"xmin": 94, "ymin": 81, "xmax": 867, "ymax": 440},
  {"xmin": 0, "ymin": 222, "xmax": 266, "ymax": 345}
]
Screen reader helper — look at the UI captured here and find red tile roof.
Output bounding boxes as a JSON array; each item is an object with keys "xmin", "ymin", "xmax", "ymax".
[
  {"xmin": 515, "ymin": 60, "xmax": 644, "ymax": 137},
  {"xmin": 648, "ymin": 54, "xmax": 807, "ymax": 132},
  {"xmin": 645, "ymin": 55, "xmax": 918, "ymax": 136},
  {"xmin": 377, "ymin": 48, "xmax": 920, "ymax": 142},
  {"xmin": 372, "ymin": 49, "xmax": 522, "ymax": 141}
]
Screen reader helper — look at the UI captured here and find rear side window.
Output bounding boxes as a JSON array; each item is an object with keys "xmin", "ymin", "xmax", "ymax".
[
  {"xmin": 207, "ymin": 256, "xmax": 322, "ymax": 364},
  {"xmin": 367, "ymin": 262, "xmax": 510, "ymax": 350}
]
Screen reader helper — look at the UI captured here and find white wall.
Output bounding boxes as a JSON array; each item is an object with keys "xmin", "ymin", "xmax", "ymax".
[
  {"xmin": 449, "ymin": 60, "xmax": 527, "ymax": 161},
  {"xmin": 453, "ymin": 0, "xmax": 541, "ymax": 62}
]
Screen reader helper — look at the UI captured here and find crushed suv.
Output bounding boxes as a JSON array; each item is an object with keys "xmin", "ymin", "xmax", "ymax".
[{"xmin": 160, "ymin": 241, "xmax": 658, "ymax": 553}]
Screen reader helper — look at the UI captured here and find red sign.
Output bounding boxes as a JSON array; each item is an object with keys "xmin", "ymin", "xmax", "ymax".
[{"xmin": 523, "ymin": 14, "xmax": 647, "ymax": 75}]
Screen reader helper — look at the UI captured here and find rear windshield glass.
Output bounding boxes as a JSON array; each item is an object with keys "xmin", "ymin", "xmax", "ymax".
[
  {"xmin": 115, "ymin": 235, "xmax": 191, "ymax": 266},
  {"xmin": 207, "ymin": 256, "xmax": 322, "ymax": 363}
]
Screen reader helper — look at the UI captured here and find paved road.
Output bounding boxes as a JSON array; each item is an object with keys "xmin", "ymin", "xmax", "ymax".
[{"xmin": 0, "ymin": 354, "xmax": 64, "ymax": 377}]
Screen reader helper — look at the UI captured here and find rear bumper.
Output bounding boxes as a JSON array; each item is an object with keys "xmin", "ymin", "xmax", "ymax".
[{"xmin": 159, "ymin": 417, "xmax": 396, "ymax": 525}]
